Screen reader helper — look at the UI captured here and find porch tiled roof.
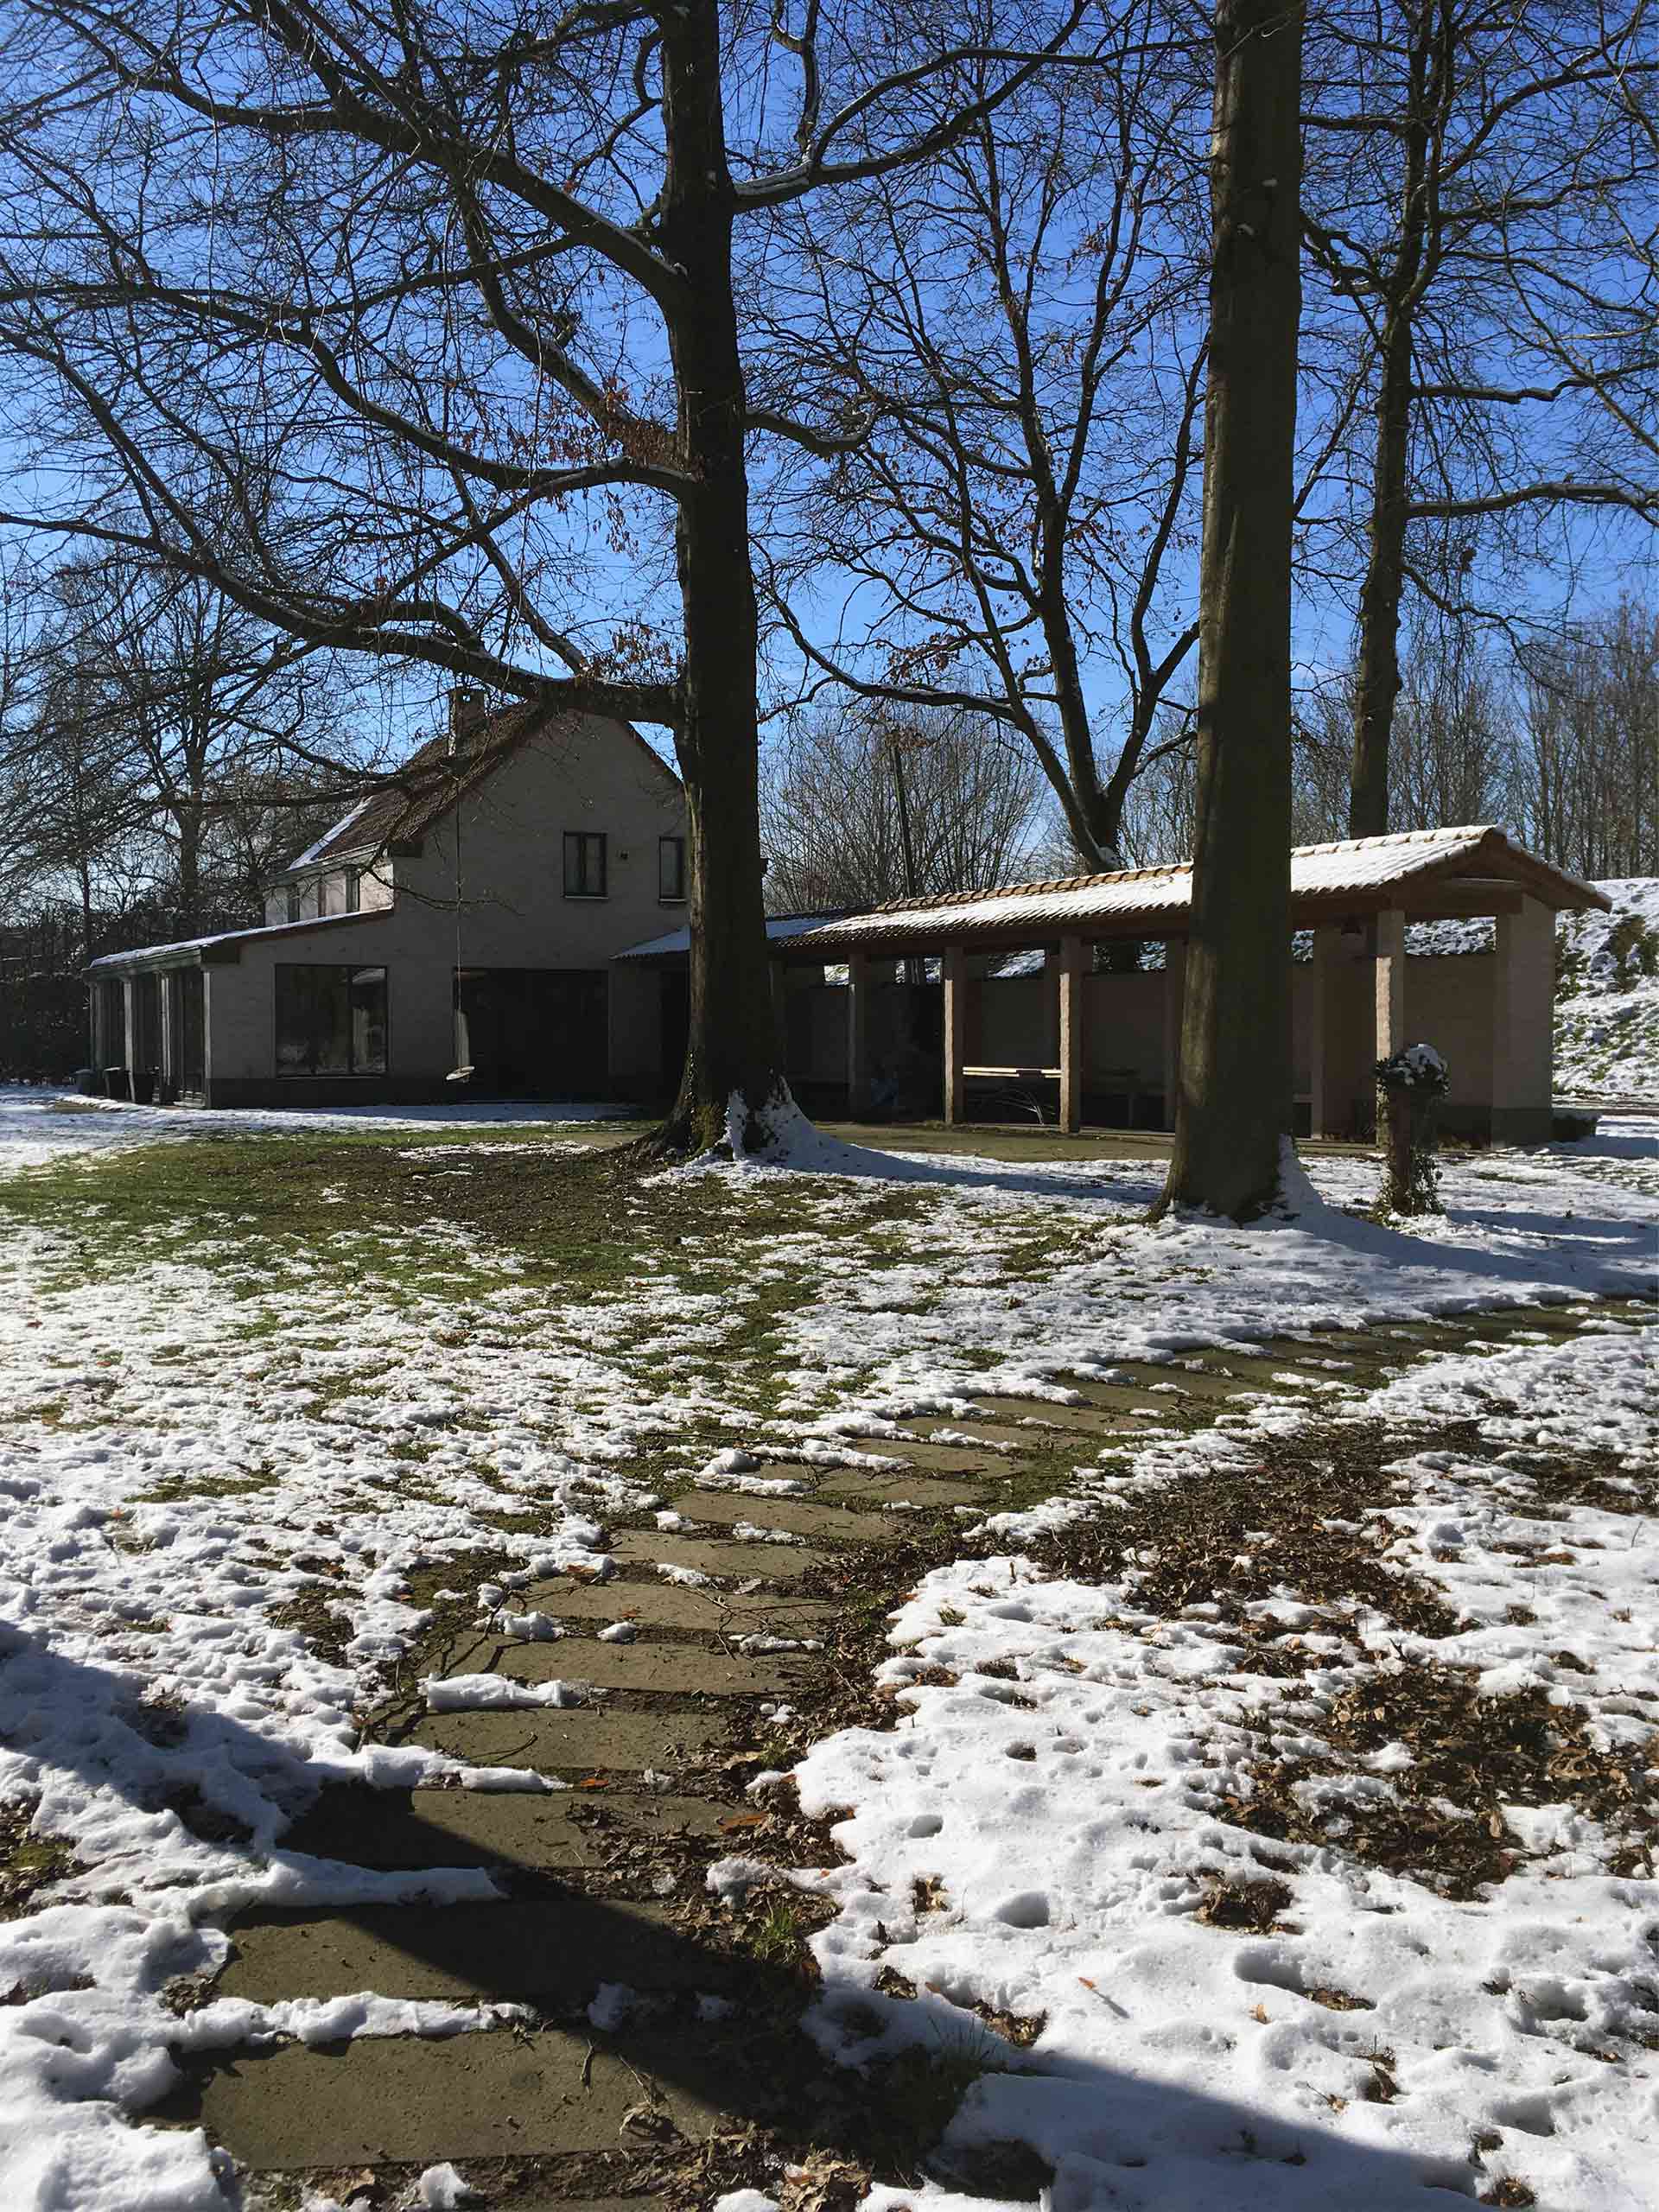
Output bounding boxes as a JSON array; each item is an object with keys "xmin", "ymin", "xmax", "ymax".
[{"xmin": 788, "ymin": 827, "xmax": 1607, "ymax": 955}]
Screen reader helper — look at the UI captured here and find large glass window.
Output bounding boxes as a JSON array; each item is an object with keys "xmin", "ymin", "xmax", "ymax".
[
  {"xmin": 658, "ymin": 835, "xmax": 687, "ymax": 902},
  {"xmin": 276, "ymin": 965, "xmax": 388, "ymax": 1076},
  {"xmin": 563, "ymin": 830, "xmax": 607, "ymax": 898}
]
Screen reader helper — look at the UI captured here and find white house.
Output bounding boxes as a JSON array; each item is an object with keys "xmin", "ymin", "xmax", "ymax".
[{"xmin": 86, "ymin": 695, "xmax": 689, "ymax": 1107}]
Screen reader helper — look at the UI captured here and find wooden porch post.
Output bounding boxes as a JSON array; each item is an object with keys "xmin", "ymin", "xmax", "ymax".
[
  {"xmin": 769, "ymin": 957, "xmax": 788, "ymax": 1067},
  {"xmin": 1058, "ymin": 934, "xmax": 1084, "ymax": 1135},
  {"xmin": 1161, "ymin": 938, "xmax": 1186, "ymax": 1131},
  {"xmin": 1491, "ymin": 894, "xmax": 1554, "ymax": 1144},
  {"xmin": 1375, "ymin": 907, "xmax": 1406, "ymax": 1065},
  {"xmin": 846, "ymin": 950, "xmax": 870, "ymax": 1117},
  {"xmin": 1309, "ymin": 925, "xmax": 1341, "ymax": 1138},
  {"xmin": 943, "ymin": 944, "xmax": 967, "ymax": 1125}
]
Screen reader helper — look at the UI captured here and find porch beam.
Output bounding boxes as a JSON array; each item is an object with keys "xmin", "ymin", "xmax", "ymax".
[
  {"xmin": 1375, "ymin": 906, "xmax": 1406, "ymax": 1063},
  {"xmin": 1162, "ymin": 938, "xmax": 1186, "ymax": 1131},
  {"xmin": 1309, "ymin": 925, "xmax": 1340, "ymax": 1138},
  {"xmin": 943, "ymin": 945, "xmax": 967, "ymax": 1125},
  {"xmin": 1058, "ymin": 934, "xmax": 1084, "ymax": 1135},
  {"xmin": 846, "ymin": 950, "xmax": 872, "ymax": 1117}
]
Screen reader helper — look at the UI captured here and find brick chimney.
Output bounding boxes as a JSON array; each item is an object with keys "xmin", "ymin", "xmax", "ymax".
[{"xmin": 448, "ymin": 686, "xmax": 489, "ymax": 753}]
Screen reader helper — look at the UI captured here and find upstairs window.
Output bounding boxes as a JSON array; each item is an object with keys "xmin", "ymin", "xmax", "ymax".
[
  {"xmin": 286, "ymin": 885, "xmax": 301, "ymax": 925},
  {"xmin": 345, "ymin": 868, "xmax": 362, "ymax": 913},
  {"xmin": 658, "ymin": 835, "xmax": 687, "ymax": 902},
  {"xmin": 276, "ymin": 964, "xmax": 388, "ymax": 1076},
  {"xmin": 563, "ymin": 830, "xmax": 608, "ymax": 899}
]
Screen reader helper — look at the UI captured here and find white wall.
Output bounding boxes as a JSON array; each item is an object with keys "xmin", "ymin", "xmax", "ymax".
[
  {"xmin": 207, "ymin": 717, "xmax": 686, "ymax": 1096},
  {"xmin": 397, "ymin": 719, "xmax": 687, "ymax": 968}
]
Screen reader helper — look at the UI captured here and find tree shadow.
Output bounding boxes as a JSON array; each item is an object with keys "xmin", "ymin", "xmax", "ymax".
[{"xmin": 1, "ymin": 1631, "xmax": 1504, "ymax": 2203}]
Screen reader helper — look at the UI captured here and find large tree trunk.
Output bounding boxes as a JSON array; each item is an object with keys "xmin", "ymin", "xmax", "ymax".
[
  {"xmin": 1348, "ymin": 17, "xmax": 1434, "ymax": 840},
  {"xmin": 1155, "ymin": 0, "xmax": 1303, "ymax": 1221},
  {"xmin": 1349, "ymin": 308, "xmax": 1413, "ymax": 837},
  {"xmin": 177, "ymin": 793, "xmax": 203, "ymax": 938},
  {"xmin": 654, "ymin": 0, "xmax": 787, "ymax": 1154}
]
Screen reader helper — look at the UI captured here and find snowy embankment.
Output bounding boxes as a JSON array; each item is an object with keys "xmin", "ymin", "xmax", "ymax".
[
  {"xmin": 1556, "ymin": 879, "xmax": 1659, "ymax": 1103},
  {"xmin": 790, "ymin": 1324, "xmax": 1658, "ymax": 2212}
]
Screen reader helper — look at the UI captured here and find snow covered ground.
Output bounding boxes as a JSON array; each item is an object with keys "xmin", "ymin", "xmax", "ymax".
[
  {"xmin": 790, "ymin": 1323, "xmax": 1657, "ymax": 2212},
  {"xmin": 1555, "ymin": 880, "xmax": 1659, "ymax": 1103},
  {"xmin": 0, "ymin": 1090, "xmax": 636, "ymax": 1174},
  {"xmin": 0, "ymin": 1086, "xmax": 1655, "ymax": 2209}
]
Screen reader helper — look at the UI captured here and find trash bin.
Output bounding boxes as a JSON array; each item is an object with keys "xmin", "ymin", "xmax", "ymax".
[
  {"xmin": 130, "ymin": 1069, "xmax": 157, "ymax": 1104},
  {"xmin": 102, "ymin": 1066, "xmax": 131, "ymax": 1100},
  {"xmin": 73, "ymin": 1067, "xmax": 99, "ymax": 1097}
]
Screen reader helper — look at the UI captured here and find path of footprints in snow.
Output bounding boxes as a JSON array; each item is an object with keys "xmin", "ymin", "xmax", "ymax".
[{"xmin": 159, "ymin": 1297, "xmax": 1653, "ymax": 2207}]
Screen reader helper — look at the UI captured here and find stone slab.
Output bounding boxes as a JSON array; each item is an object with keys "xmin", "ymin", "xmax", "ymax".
[
  {"xmin": 219, "ymin": 1895, "xmax": 738, "ymax": 2005},
  {"xmin": 281, "ymin": 1784, "xmax": 727, "ymax": 1872},
  {"xmin": 521, "ymin": 1578, "xmax": 837, "ymax": 1635},
  {"xmin": 892, "ymin": 1415, "xmax": 1123, "ymax": 1452},
  {"xmin": 181, "ymin": 2026, "xmax": 727, "ymax": 2166},
  {"xmin": 444, "ymin": 1635, "xmax": 813, "ymax": 1698},
  {"xmin": 667, "ymin": 1491, "xmax": 905, "ymax": 1545},
  {"xmin": 970, "ymin": 1394, "xmax": 1172, "ymax": 1432},
  {"xmin": 414, "ymin": 1707, "xmax": 726, "ymax": 1775},
  {"xmin": 607, "ymin": 1530, "xmax": 828, "ymax": 1580},
  {"xmin": 815, "ymin": 1470, "xmax": 988, "ymax": 1508},
  {"xmin": 835, "ymin": 1437, "xmax": 1013, "ymax": 1472},
  {"xmin": 1071, "ymin": 1364, "xmax": 1255, "ymax": 1405},
  {"xmin": 1178, "ymin": 1355, "xmax": 1347, "ymax": 1392}
]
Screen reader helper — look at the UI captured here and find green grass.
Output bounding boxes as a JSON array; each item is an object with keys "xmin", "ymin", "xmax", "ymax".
[{"xmin": 0, "ymin": 1120, "xmax": 1179, "ymax": 1517}]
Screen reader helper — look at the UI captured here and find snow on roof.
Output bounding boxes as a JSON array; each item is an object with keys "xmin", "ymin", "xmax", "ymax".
[
  {"xmin": 86, "ymin": 911, "xmax": 381, "ymax": 972},
  {"xmin": 615, "ymin": 912, "xmax": 852, "ymax": 962},
  {"xmin": 792, "ymin": 827, "xmax": 1607, "ymax": 953},
  {"xmin": 288, "ymin": 796, "xmax": 372, "ymax": 870},
  {"xmin": 280, "ymin": 704, "xmax": 683, "ymax": 877}
]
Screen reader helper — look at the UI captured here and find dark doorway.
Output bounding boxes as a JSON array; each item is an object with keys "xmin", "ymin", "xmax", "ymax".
[
  {"xmin": 165, "ymin": 969, "xmax": 207, "ymax": 1098},
  {"xmin": 454, "ymin": 969, "xmax": 608, "ymax": 1097},
  {"xmin": 659, "ymin": 972, "xmax": 690, "ymax": 1102}
]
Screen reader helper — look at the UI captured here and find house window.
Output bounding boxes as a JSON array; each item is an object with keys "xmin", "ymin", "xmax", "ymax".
[
  {"xmin": 345, "ymin": 868, "xmax": 362, "ymax": 913},
  {"xmin": 563, "ymin": 830, "xmax": 608, "ymax": 898},
  {"xmin": 658, "ymin": 835, "xmax": 687, "ymax": 902},
  {"xmin": 286, "ymin": 885, "xmax": 301, "ymax": 925},
  {"xmin": 276, "ymin": 964, "xmax": 388, "ymax": 1076}
]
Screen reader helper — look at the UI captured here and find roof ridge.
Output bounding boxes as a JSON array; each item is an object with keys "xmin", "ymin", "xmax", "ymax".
[{"xmin": 862, "ymin": 828, "xmax": 1507, "ymax": 917}]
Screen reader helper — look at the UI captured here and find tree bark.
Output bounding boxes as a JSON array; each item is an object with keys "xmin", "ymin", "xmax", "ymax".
[
  {"xmin": 1155, "ymin": 0, "xmax": 1303, "ymax": 1221},
  {"xmin": 1345, "ymin": 10, "xmax": 1435, "ymax": 839},
  {"xmin": 1349, "ymin": 307, "xmax": 1414, "ymax": 837},
  {"xmin": 654, "ymin": 0, "xmax": 786, "ymax": 1154}
]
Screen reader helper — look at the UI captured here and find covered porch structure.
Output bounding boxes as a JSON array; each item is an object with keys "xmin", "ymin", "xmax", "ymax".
[{"xmin": 782, "ymin": 828, "xmax": 1609, "ymax": 1146}]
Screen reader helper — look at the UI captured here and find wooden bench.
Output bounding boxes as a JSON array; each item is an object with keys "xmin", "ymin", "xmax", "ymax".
[{"xmin": 961, "ymin": 1065, "xmax": 1144, "ymax": 1127}]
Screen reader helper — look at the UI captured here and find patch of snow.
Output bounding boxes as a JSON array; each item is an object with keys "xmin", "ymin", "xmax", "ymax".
[
  {"xmin": 796, "ymin": 1324, "xmax": 1659, "ymax": 2212},
  {"xmin": 421, "ymin": 1674, "xmax": 586, "ymax": 1713}
]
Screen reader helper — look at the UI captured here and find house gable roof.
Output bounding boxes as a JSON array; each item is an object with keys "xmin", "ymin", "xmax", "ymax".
[{"xmin": 282, "ymin": 704, "xmax": 682, "ymax": 875}]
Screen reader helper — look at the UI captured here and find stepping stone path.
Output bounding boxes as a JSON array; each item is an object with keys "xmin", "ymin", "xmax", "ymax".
[{"xmin": 163, "ymin": 1296, "xmax": 1654, "ymax": 2207}]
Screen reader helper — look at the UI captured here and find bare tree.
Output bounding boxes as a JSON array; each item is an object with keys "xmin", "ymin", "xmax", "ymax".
[
  {"xmin": 0, "ymin": 0, "xmax": 1095, "ymax": 1152},
  {"xmin": 759, "ymin": 4, "xmax": 1209, "ymax": 868},
  {"xmin": 1301, "ymin": 0, "xmax": 1658, "ymax": 836},
  {"xmin": 760, "ymin": 702, "xmax": 1049, "ymax": 912},
  {"xmin": 1513, "ymin": 597, "xmax": 1657, "ymax": 876},
  {"xmin": 1156, "ymin": 0, "xmax": 1304, "ymax": 1221}
]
